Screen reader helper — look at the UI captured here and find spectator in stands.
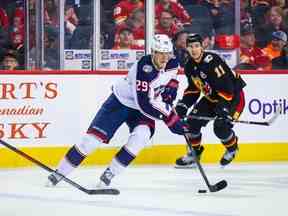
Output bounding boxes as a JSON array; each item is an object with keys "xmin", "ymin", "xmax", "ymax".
[
  {"xmin": 155, "ymin": 0, "xmax": 191, "ymax": 27},
  {"xmin": 113, "ymin": 27, "xmax": 143, "ymax": 49},
  {"xmin": 263, "ymin": 30, "xmax": 288, "ymax": 59},
  {"xmin": 255, "ymin": 6, "xmax": 288, "ymax": 47},
  {"xmin": 240, "ymin": 21, "xmax": 271, "ymax": 70},
  {"xmin": 65, "ymin": 3, "xmax": 78, "ymax": 34},
  {"xmin": 4, "ymin": 0, "xmax": 24, "ymax": 25},
  {"xmin": 201, "ymin": 32, "xmax": 215, "ymax": 50},
  {"xmin": 0, "ymin": 7, "xmax": 9, "ymax": 30},
  {"xmin": 9, "ymin": 7, "xmax": 24, "ymax": 50},
  {"xmin": 115, "ymin": 8, "xmax": 145, "ymax": 48},
  {"xmin": 0, "ymin": 51, "xmax": 20, "ymax": 70},
  {"xmin": 155, "ymin": 10, "xmax": 182, "ymax": 38},
  {"xmin": 201, "ymin": 0, "xmax": 235, "ymax": 35},
  {"xmin": 64, "ymin": 3, "xmax": 79, "ymax": 48},
  {"xmin": 100, "ymin": 1, "xmax": 117, "ymax": 49},
  {"xmin": 272, "ymin": 43, "xmax": 288, "ymax": 69},
  {"xmin": 113, "ymin": 0, "xmax": 144, "ymax": 25},
  {"xmin": 241, "ymin": 0, "xmax": 252, "ymax": 24},
  {"xmin": 44, "ymin": 0, "xmax": 59, "ymax": 26},
  {"xmin": 172, "ymin": 30, "xmax": 190, "ymax": 67},
  {"xmin": 0, "ymin": 25, "xmax": 9, "ymax": 60},
  {"xmin": 69, "ymin": 4, "xmax": 92, "ymax": 49},
  {"xmin": 43, "ymin": 25, "xmax": 59, "ymax": 69},
  {"xmin": 250, "ymin": 0, "xmax": 272, "ymax": 29},
  {"xmin": 2, "ymin": 39, "xmax": 24, "ymax": 67}
]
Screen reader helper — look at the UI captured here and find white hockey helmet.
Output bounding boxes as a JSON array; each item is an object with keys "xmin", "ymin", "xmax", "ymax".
[{"xmin": 151, "ymin": 34, "xmax": 173, "ymax": 53}]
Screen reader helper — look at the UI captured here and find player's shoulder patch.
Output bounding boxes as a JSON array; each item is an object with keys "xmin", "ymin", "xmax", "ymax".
[
  {"xmin": 203, "ymin": 51, "xmax": 223, "ymax": 64},
  {"xmin": 143, "ymin": 64, "xmax": 153, "ymax": 73},
  {"xmin": 203, "ymin": 52, "xmax": 214, "ymax": 63},
  {"xmin": 137, "ymin": 55, "xmax": 154, "ymax": 73}
]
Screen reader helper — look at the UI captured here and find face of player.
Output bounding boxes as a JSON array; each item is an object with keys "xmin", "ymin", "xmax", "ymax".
[
  {"xmin": 187, "ymin": 42, "xmax": 204, "ymax": 62},
  {"xmin": 152, "ymin": 51, "xmax": 171, "ymax": 70}
]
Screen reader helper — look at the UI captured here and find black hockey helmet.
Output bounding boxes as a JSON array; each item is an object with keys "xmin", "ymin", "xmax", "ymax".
[{"xmin": 186, "ymin": 33, "xmax": 203, "ymax": 46}]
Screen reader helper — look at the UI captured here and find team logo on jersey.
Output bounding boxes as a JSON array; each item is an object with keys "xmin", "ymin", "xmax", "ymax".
[
  {"xmin": 200, "ymin": 71, "xmax": 207, "ymax": 79},
  {"xmin": 192, "ymin": 77, "xmax": 212, "ymax": 96},
  {"xmin": 204, "ymin": 54, "xmax": 213, "ymax": 63},
  {"xmin": 143, "ymin": 65, "xmax": 153, "ymax": 73}
]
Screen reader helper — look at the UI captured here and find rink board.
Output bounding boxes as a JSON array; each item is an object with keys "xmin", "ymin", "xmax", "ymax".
[
  {"xmin": 1, "ymin": 143, "xmax": 288, "ymax": 168},
  {"xmin": 0, "ymin": 71, "xmax": 287, "ymax": 167}
]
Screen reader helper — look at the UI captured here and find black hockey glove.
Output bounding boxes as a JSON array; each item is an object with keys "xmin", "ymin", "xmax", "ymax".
[
  {"xmin": 164, "ymin": 111, "xmax": 188, "ymax": 135},
  {"xmin": 175, "ymin": 102, "xmax": 188, "ymax": 118},
  {"xmin": 214, "ymin": 102, "xmax": 233, "ymax": 122},
  {"xmin": 161, "ymin": 79, "xmax": 179, "ymax": 105}
]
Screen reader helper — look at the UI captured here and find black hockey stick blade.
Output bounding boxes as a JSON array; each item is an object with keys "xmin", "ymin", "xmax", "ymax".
[
  {"xmin": 209, "ymin": 180, "xmax": 228, "ymax": 192},
  {"xmin": 183, "ymin": 133, "xmax": 228, "ymax": 193},
  {"xmin": 0, "ymin": 139, "xmax": 120, "ymax": 195},
  {"xmin": 86, "ymin": 188, "xmax": 120, "ymax": 195}
]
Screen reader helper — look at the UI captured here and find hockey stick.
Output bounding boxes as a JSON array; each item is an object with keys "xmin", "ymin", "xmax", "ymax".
[
  {"xmin": 0, "ymin": 139, "xmax": 120, "ymax": 195},
  {"xmin": 183, "ymin": 133, "xmax": 227, "ymax": 193},
  {"xmin": 185, "ymin": 105, "xmax": 281, "ymax": 126}
]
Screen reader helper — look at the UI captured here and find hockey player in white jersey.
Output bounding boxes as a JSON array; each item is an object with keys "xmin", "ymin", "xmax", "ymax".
[{"xmin": 47, "ymin": 34, "xmax": 187, "ymax": 188}]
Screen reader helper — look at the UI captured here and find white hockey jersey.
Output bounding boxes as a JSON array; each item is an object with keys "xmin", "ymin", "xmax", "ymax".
[{"xmin": 113, "ymin": 55, "xmax": 179, "ymax": 121}]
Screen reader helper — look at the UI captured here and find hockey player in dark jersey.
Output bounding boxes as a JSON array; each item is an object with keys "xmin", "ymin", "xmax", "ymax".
[
  {"xmin": 175, "ymin": 33, "xmax": 246, "ymax": 168},
  {"xmin": 46, "ymin": 34, "xmax": 187, "ymax": 189}
]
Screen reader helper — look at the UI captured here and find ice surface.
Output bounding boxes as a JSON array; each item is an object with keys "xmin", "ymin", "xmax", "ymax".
[{"xmin": 0, "ymin": 163, "xmax": 288, "ymax": 216}]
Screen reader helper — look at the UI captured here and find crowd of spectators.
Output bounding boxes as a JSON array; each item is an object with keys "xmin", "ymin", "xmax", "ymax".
[
  {"xmin": 239, "ymin": 0, "xmax": 288, "ymax": 69},
  {"xmin": 0, "ymin": 0, "xmax": 287, "ymax": 70},
  {"xmin": 0, "ymin": 0, "xmax": 24, "ymax": 69}
]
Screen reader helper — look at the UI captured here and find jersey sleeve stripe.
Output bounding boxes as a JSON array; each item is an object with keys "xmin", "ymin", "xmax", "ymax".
[
  {"xmin": 217, "ymin": 91, "xmax": 233, "ymax": 101},
  {"xmin": 184, "ymin": 90, "xmax": 200, "ymax": 95}
]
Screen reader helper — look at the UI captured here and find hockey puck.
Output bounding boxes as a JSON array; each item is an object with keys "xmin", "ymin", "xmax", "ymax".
[{"xmin": 198, "ymin": 189, "xmax": 207, "ymax": 193}]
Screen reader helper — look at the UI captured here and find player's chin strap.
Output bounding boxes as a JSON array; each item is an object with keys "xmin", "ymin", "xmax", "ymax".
[{"xmin": 184, "ymin": 105, "xmax": 281, "ymax": 126}]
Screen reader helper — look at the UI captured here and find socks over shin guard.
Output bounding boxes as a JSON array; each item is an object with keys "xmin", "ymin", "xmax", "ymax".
[
  {"xmin": 53, "ymin": 145, "xmax": 86, "ymax": 177},
  {"xmin": 115, "ymin": 146, "xmax": 136, "ymax": 167},
  {"xmin": 222, "ymin": 135, "xmax": 238, "ymax": 152},
  {"xmin": 65, "ymin": 145, "xmax": 86, "ymax": 167},
  {"xmin": 107, "ymin": 146, "xmax": 136, "ymax": 177}
]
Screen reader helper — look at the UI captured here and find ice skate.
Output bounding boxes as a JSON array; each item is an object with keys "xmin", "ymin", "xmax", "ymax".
[
  {"xmin": 96, "ymin": 168, "xmax": 115, "ymax": 188},
  {"xmin": 175, "ymin": 146, "xmax": 204, "ymax": 169},
  {"xmin": 45, "ymin": 171, "xmax": 63, "ymax": 187},
  {"xmin": 220, "ymin": 147, "xmax": 239, "ymax": 167}
]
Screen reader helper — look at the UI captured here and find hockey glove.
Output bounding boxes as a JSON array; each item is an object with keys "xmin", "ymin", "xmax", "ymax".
[
  {"xmin": 214, "ymin": 102, "xmax": 233, "ymax": 122},
  {"xmin": 164, "ymin": 111, "xmax": 187, "ymax": 135},
  {"xmin": 175, "ymin": 102, "xmax": 188, "ymax": 118},
  {"xmin": 161, "ymin": 79, "xmax": 179, "ymax": 105}
]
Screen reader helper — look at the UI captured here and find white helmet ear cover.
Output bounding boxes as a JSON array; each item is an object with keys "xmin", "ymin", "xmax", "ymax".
[{"xmin": 151, "ymin": 34, "xmax": 173, "ymax": 53}]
